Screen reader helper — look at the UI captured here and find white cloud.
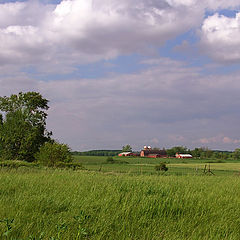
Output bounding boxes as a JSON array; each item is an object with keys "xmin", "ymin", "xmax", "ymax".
[
  {"xmin": 198, "ymin": 135, "xmax": 240, "ymax": 145},
  {"xmin": 223, "ymin": 137, "xmax": 240, "ymax": 144},
  {"xmin": 200, "ymin": 12, "xmax": 240, "ymax": 62},
  {"xmin": 0, "ymin": 1, "xmax": 54, "ymax": 28},
  {"xmin": 0, "ymin": 0, "xmax": 239, "ymax": 69},
  {"xmin": 0, "ymin": 0, "xmax": 204, "ymax": 70},
  {"xmin": 204, "ymin": 0, "xmax": 240, "ymax": 10}
]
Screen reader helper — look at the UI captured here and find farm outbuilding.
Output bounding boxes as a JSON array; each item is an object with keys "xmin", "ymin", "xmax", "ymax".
[
  {"xmin": 118, "ymin": 152, "xmax": 133, "ymax": 157},
  {"xmin": 140, "ymin": 146, "xmax": 167, "ymax": 158},
  {"xmin": 175, "ymin": 153, "xmax": 192, "ymax": 159}
]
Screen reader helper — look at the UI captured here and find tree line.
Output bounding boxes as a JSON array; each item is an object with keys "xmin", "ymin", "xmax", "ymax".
[
  {"xmin": 72, "ymin": 150, "xmax": 122, "ymax": 156},
  {"xmin": 166, "ymin": 146, "xmax": 239, "ymax": 160},
  {"xmin": 119, "ymin": 145, "xmax": 239, "ymax": 160},
  {"xmin": 74, "ymin": 145, "xmax": 240, "ymax": 160}
]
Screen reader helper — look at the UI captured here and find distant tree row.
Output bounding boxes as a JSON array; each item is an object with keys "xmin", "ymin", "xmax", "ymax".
[
  {"xmin": 167, "ymin": 146, "xmax": 238, "ymax": 160},
  {"xmin": 73, "ymin": 150, "xmax": 122, "ymax": 156},
  {"xmin": 73, "ymin": 145, "xmax": 132, "ymax": 156},
  {"xmin": 73, "ymin": 145, "xmax": 240, "ymax": 160}
]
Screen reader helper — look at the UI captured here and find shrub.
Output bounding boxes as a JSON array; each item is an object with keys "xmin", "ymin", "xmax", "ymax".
[
  {"xmin": 105, "ymin": 157, "xmax": 129, "ymax": 164},
  {"xmin": 35, "ymin": 142, "xmax": 73, "ymax": 167},
  {"xmin": 155, "ymin": 162, "xmax": 168, "ymax": 172},
  {"xmin": 0, "ymin": 160, "xmax": 38, "ymax": 169},
  {"xmin": 106, "ymin": 157, "xmax": 115, "ymax": 163}
]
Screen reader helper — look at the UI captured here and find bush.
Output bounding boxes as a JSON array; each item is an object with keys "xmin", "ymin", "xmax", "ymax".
[
  {"xmin": 0, "ymin": 160, "xmax": 38, "ymax": 169},
  {"xmin": 35, "ymin": 142, "xmax": 73, "ymax": 167},
  {"xmin": 155, "ymin": 162, "xmax": 168, "ymax": 172},
  {"xmin": 105, "ymin": 157, "xmax": 129, "ymax": 164},
  {"xmin": 106, "ymin": 157, "xmax": 115, "ymax": 164}
]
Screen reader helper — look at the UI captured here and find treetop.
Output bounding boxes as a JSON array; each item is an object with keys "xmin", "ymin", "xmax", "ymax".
[{"xmin": 0, "ymin": 92, "xmax": 49, "ymax": 113}]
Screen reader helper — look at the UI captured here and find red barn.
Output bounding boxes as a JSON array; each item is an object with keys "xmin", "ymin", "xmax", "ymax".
[{"xmin": 140, "ymin": 146, "xmax": 167, "ymax": 158}]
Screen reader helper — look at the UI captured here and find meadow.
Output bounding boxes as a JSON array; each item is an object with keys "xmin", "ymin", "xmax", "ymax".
[
  {"xmin": 74, "ymin": 155, "xmax": 240, "ymax": 176},
  {"xmin": 0, "ymin": 156, "xmax": 240, "ymax": 239}
]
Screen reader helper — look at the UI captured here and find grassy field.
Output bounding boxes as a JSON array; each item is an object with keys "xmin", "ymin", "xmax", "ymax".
[
  {"xmin": 73, "ymin": 155, "xmax": 240, "ymax": 176},
  {"xmin": 0, "ymin": 156, "xmax": 240, "ymax": 239}
]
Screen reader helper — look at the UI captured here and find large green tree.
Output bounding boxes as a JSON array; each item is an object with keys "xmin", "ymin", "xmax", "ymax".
[
  {"xmin": 122, "ymin": 144, "xmax": 132, "ymax": 152},
  {"xmin": 166, "ymin": 146, "xmax": 188, "ymax": 157},
  {"xmin": 233, "ymin": 148, "xmax": 240, "ymax": 160},
  {"xmin": 0, "ymin": 92, "xmax": 51, "ymax": 161}
]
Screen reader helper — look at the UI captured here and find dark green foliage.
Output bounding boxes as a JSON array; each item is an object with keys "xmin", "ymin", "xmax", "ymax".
[
  {"xmin": 0, "ymin": 160, "xmax": 83, "ymax": 170},
  {"xmin": 165, "ymin": 146, "xmax": 233, "ymax": 160},
  {"xmin": 0, "ymin": 218, "xmax": 14, "ymax": 238},
  {"xmin": 0, "ymin": 160, "xmax": 39, "ymax": 169},
  {"xmin": 233, "ymin": 148, "xmax": 240, "ymax": 160},
  {"xmin": 191, "ymin": 148, "xmax": 203, "ymax": 158},
  {"xmin": 155, "ymin": 162, "xmax": 168, "ymax": 172},
  {"xmin": 191, "ymin": 147, "xmax": 214, "ymax": 158},
  {"xmin": 166, "ymin": 146, "xmax": 189, "ymax": 157},
  {"xmin": 0, "ymin": 111, "xmax": 46, "ymax": 161},
  {"xmin": 106, "ymin": 156, "xmax": 115, "ymax": 163},
  {"xmin": 104, "ymin": 157, "xmax": 129, "ymax": 164},
  {"xmin": 122, "ymin": 144, "xmax": 132, "ymax": 152},
  {"xmin": 0, "ymin": 92, "xmax": 49, "ymax": 128},
  {"xmin": 35, "ymin": 142, "xmax": 73, "ymax": 167},
  {"xmin": 0, "ymin": 92, "xmax": 51, "ymax": 162},
  {"xmin": 73, "ymin": 150, "xmax": 121, "ymax": 156}
]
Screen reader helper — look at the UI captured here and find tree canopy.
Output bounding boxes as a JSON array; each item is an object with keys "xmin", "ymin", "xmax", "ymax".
[
  {"xmin": 35, "ymin": 141, "xmax": 73, "ymax": 167},
  {"xmin": 0, "ymin": 92, "xmax": 49, "ymax": 126},
  {"xmin": 0, "ymin": 92, "xmax": 51, "ymax": 161},
  {"xmin": 122, "ymin": 144, "xmax": 132, "ymax": 152},
  {"xmin": 233, "ymin": 148, "xmax": 240, "ymax": 160}
]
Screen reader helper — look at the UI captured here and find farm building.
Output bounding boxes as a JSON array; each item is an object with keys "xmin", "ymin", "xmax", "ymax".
[
  {"xmin": 140, "ymin": 146, "xmax": 167, "ymax": 158},
  {"xmin": 175, "ymin": 153, "xmax": 192, "ymax": 159},
  {"xmin": 118, "ymin": 152, "xmax": 133, "ymax": 157}
]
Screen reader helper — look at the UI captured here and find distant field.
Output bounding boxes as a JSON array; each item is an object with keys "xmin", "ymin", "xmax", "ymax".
[
  {"xmin": 73, "ymin": 155, "xmax": 240, "ymax": 176},
  {"xmin": 169, "ymin": 163, "xmax": 240, "ymax": 171},
  {"xmin": 0, "ymin": 169, "xmax": 240, "ymax": 239}
]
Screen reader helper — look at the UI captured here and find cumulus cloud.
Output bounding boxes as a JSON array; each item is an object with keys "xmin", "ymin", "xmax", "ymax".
[
  {"xmin": 198, "ymin": 135, "xmax": 240, "ymax": 145},
  {"xmin": 204, "ymin": 0, "xmax": 240, "ymax": 10},
  {"xmin": 0, "ymin": 0, "xmax": 239, "ymax": 68},
  {"xmin": 0, "ymin": 0, "xmax": 204, "ymax": 70},
  {"xmin": 200, "ymin": 12, "xmax": 240, "ymax": 62},
  {"xmin": 0, "ymin": 1, "xmax": 53, "ymax": 28}
]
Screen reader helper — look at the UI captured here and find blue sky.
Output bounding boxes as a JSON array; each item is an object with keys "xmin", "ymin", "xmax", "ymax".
[{"xmin": 0, "ymin": 0, "xmax": 240, "ymax": 151}]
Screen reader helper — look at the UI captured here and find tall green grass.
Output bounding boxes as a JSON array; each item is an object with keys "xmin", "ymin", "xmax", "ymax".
[{"xmin": 0, "ymin": 169, "xmax": 240, "ymax": 239}]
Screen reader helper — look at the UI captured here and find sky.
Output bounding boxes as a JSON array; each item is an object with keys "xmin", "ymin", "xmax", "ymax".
[{"xmin": 0, "ymin": 0, "xmax": 240, "ymax": 151}]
